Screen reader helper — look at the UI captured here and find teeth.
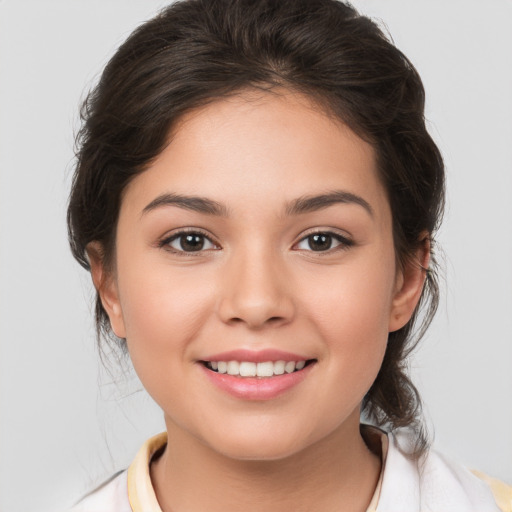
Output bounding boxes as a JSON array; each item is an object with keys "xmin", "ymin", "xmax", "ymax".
[
  {"xmin": 273, "ymin": 360, "xmax": 285, "ymax": 375},
  {"xmin": 256, "ymin": 361, "xmax": 274, "ymax": 377},
  {"xmin": 284, "ymin": 361, "xmax": 296, "ymax": 374},
  {"xmin": 227, "ymin": 361, "xmax": 240, "ymax": 375},
  {"xmin": 206, "ymin": 360, "xmax": 309, "ymax": 377},
  {"xmin": 239, "ymin": 362, "xmax": 257, "ymax": 377}
]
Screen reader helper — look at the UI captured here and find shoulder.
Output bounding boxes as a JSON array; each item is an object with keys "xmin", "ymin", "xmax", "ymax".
[
  {"xmin": 376, "ymin": 428, "xmax": 511, "ymax": 512},
  {"xmin": 67, "ymin": 432, "xmax": 167, "ymax": 512},
  {"xmin": 68, "ymin": 470, "xmax": 131, "ymax": 512},
  {"xmin": 420, "ymin": 446, "xmax": 510, "ymax": 512},
  {"xmin": 472, "ymin": 470, "xmax": 512, "ymax": 512}
]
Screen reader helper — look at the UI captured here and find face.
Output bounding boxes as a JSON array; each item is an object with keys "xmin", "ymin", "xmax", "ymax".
[{"xmin": 93, "ymin": 89, "xmax": 424, "ymax": 460}]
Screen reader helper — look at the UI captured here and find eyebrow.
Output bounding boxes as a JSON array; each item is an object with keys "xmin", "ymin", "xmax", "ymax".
[
  {"xmin": 142, "ymin": 193, "xmax": 230, "ymax": 217},
  {"xmin": 141, "ymin": 189, "xmax": 373, "ymax": 218},
  {"xmin": 285, "ymin": 190, "xmax": 374, "ymax": 217}
]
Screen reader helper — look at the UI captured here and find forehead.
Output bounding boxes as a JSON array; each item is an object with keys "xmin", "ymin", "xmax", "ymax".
[
  {"xmin": 170, "ymin": 88, "xmax": 370, "ymax": 169},
  {"xmin": 121, "ymin": 88, "xmax": 389, "ymax": 224}
]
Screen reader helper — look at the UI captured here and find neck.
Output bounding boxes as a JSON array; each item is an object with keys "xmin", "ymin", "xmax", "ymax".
[{"xmin": 151, "ymin": 412, "xmax": 382, "ymax": 512}]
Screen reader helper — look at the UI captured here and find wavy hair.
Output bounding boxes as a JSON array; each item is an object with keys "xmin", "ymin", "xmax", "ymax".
[{"xmin": 68, "ymin": 0, "xmax": 445, "ymax": 455}]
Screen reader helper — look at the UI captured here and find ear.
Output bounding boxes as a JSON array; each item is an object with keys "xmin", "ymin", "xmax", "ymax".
[
  {"xmin": 86, "ymin": 242, "xmax": 126, "ymax": 338},
  {"xmin": 388, "ymin": 234, "xmax": 430, "ymax": 333}
]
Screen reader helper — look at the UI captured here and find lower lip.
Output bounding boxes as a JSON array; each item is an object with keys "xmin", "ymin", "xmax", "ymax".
[{"xmin": 199, "ymin": 363, "xmax": 315, "ymax": 401}]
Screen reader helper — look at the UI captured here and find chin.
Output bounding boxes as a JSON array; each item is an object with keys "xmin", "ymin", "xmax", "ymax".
[
  {"xmin": 213, "ymin": 436, "xmax": 306, "ymax": 462},
  {"xmin": 197, "ymin": 418, "xmax": 323, "ymax": 462}
]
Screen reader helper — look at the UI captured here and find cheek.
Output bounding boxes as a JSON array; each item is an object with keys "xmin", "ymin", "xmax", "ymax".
[
  {"xmin": 120, "ymin": 261, "xmax": 212, "ymax": 330},
  {"xmin": 306, "ymin": 256, "xmax": 395, "ymax": 330},
  {"xmin": 301, "ymin": 256, "xmax": 396, "ymax": 386},
  {"xmin": 117, "ymin": 263, "xmax": 215, "ymax": 384}
]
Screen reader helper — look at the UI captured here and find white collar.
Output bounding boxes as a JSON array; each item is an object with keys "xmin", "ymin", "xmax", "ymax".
[
  {"xmin": 125, "ymin": 429, "xmax": 501, "ymax": 512},
  {"xmin": 375, "ymin": 428, "xmax": 501, "ymax": 511}
]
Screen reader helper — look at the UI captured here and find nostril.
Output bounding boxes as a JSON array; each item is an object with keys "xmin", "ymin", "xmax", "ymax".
[
  {"xmin": 268, "ymin": 316, "xmax": 286, "ymax": 323},
  {"xmin": 226, "ymin": 315, "xmax": 287, "ymax": 328}
]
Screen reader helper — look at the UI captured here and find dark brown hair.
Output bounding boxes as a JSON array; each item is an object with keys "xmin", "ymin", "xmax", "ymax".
[{"xmin": 68, "ymin": 0, "xmax": 444, "ymax": 452}]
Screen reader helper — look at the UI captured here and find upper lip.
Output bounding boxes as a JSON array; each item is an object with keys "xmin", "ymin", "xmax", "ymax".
[{"xmin": 200, "ymin": 349, "xmax": 312, "ymax": 363}]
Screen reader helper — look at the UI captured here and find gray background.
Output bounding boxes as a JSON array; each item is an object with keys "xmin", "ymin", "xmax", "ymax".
[{"xmin": 1, "ymin": 1, "xmax": 511, "ymax": 511}]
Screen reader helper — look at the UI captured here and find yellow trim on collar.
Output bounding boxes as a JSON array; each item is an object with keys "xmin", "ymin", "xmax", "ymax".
[
  {"xmin": 365, "ymin": 427, "xmax": 388, "ymax": 512},
  {"xmin": 126, "ymin": 429, "xmax": 388, "ymax": 512},
  {"xmin": 472, "ymin": 470, "xmax": 512, "ymax": 512},
  {"xmin": 127, "ymin": 432, "xmax": 167, "ymax": 512}
]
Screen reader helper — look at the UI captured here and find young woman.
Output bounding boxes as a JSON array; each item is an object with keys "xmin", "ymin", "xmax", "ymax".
[{"xmin": 67, "ymin": 0, "xmax": 512, "ymax": 510}]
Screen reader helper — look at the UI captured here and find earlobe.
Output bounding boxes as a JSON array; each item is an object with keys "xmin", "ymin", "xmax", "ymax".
[
  {"xmin": 86, "ymin": 242, "xmax": 126, "ymax": 339},
  {"xmin": 388, "ymin": 235, "xmax": 430, "ymax": 333}
]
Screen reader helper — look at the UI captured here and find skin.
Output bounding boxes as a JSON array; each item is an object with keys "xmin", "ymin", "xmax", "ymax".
[{"xmin": 89, "ymin": 88, "xmax": 428, "ymax": 512}]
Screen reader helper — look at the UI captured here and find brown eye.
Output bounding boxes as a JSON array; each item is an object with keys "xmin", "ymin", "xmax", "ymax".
[
  {"xmin": 307, "ymin": 233, "xmax": 332, "ymax": 251},
  {"xmin": 165, "ymin": 231, "xmax": 217, "ymax": 253},
  {"xmin": 296, "ymin": 232, "xmax": 353, "ymax": 252},
  {"xmin": 179, "ymin": 233, "xmax": 204, "ymax": 251}
]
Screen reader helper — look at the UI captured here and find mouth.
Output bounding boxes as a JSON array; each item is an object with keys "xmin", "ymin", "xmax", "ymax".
[
  {"xmin": 199, "ymin": 353, "xmax": 317, "ymax": 400},
  {"xmin": 201, "ymin": 359, "xmax": 316, "ymax": 378}
]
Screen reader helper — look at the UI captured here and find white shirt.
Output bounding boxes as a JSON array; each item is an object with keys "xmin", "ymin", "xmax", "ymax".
[{"xmin": 69, "ymin": 428, "xmax": 511, "ymax": 512}]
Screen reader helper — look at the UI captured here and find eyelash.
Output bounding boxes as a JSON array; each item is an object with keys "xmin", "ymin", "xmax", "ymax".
[
  {"xmin": 294, "ymin": 230, "xmax": 354, "ymax": 254},
  {"xmin": 158, "ymin": 229, "xmax": 354, "ymax": 256},
  {"xmin": 158, "ymin": 228, "xmax": 219, "ymax": 256}
]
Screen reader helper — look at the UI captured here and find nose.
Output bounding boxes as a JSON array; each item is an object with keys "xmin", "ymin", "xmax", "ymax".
[{"xmin": 217, "ymin": 246, "xmax": 295, "ymax": 329}]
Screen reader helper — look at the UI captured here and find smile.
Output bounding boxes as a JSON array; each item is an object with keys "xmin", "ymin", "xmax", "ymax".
[{"xmin": 203, "ymin": 360, "xmax": 314, "ymax": 377}]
